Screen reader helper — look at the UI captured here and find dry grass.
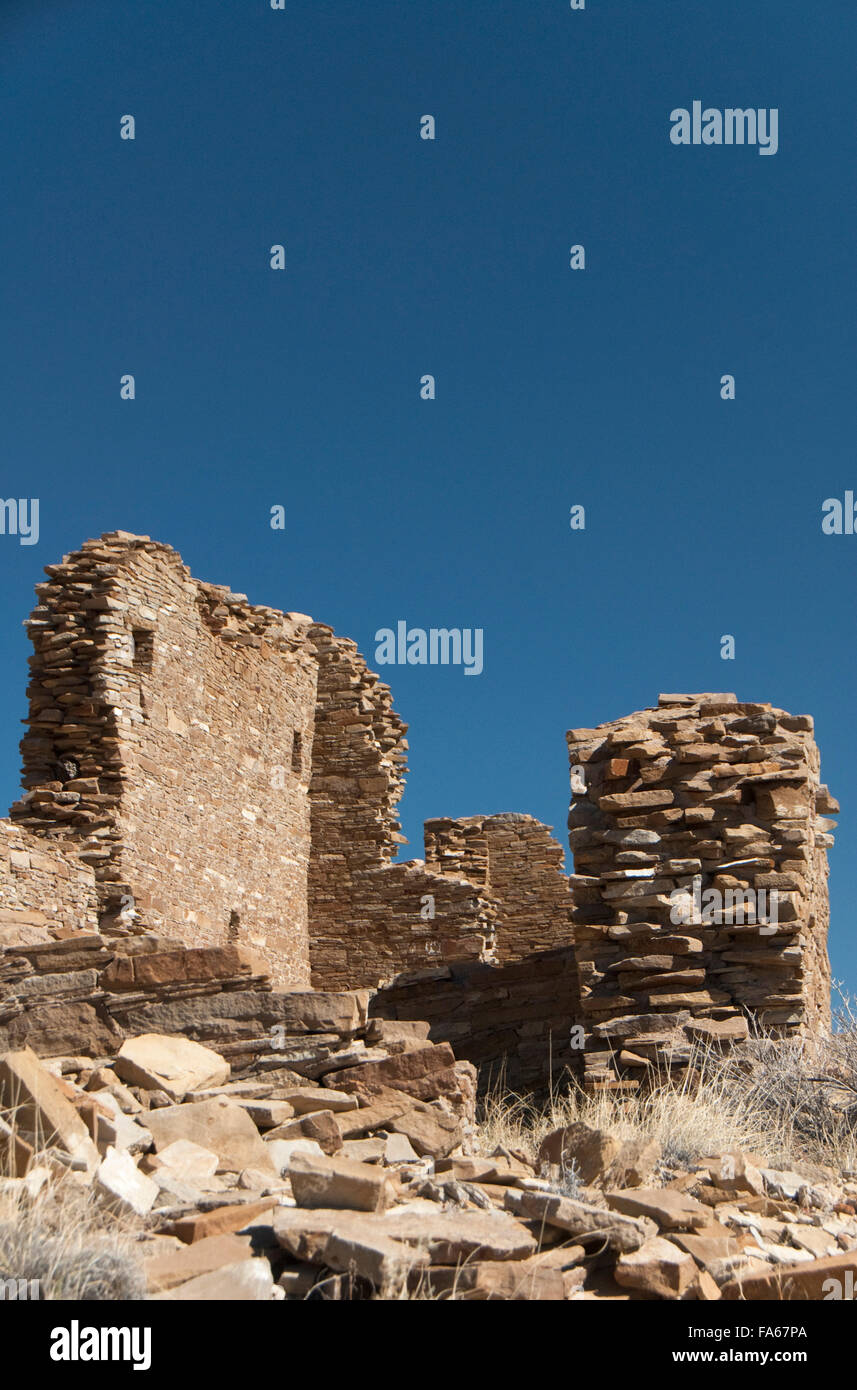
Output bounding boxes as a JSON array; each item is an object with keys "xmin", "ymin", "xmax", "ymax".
[
  {"xmin": 0, "ymin": 1103, "xmax": 147, "ymax": 1301},
  {"xmin": 0, "ymin": 1179, "xmax": 147, "ymax": 1300},
  {"xmin": 476, "ymin": 986, "xmax": 857, "ymax": 1179}
]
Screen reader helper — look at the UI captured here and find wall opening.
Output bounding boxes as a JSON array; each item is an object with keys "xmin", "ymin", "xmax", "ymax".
[{"xmin": 131, "ymin": 629, "xmax": 154, "ymax": 671}]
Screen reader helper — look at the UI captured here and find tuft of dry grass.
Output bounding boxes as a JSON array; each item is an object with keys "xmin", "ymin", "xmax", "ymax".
[
  {"xmin": 0, "ymin": 1102, "xmax": 147, "ymax": 1301},
  {"xmin": 0, "ymin": 1168, "xmax": 148, "ymax": 1300}
]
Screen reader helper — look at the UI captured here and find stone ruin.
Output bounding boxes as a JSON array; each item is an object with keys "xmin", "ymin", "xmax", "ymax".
[
  {"xmin": 567, "ymin": 693, "xmax": 837, "ymax": 1091},
  {"xmin": 0, "ymin": 534, "xmax": 839, "ymax": 1094}
]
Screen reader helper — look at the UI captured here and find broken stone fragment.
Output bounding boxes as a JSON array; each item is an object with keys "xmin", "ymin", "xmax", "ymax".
[
  {"xmin": 505, "ymin": 1189, "xmax": 655, "ymax": 1253},
  {"xmin": 95, "ymin": 1145, "xmax": 158, "ymax": 1217},
  {"xmin": 605, "ymin": 1137, "xmax": 661, "ymax": 1189},
  {"xmin": 277, "ymin": 1086, "xmax": 358, "ymax": 1114},
  {"xmin": 614, "ymin": 1236, "xmax": 699, "ymax": 1299},
  {"xmin": 143, "ymin": 1232, "xmax": 255, "ymax": 1293},
  {"xmin": 115, "ymin": 1034, "xmax": 230, "ymax": 1102},
  {"xmin": 421, "ymin": 1260, "xmax": 565, "ymax": 1301},
  {"xmin": 382, "ymin": 1133, "xmax": 420, "ymax": 1165},
  {"xmin": 322, "ymin": 1228, "xmax": 423, "ymax": 1287},
  {"xmin": 0, "ymin": 1046, "xmax": 99, "ymax": 1175},
  {"xmin": 232, "ymin": 1098, "xmax": 294, "ymax": 1129},
  {"xmin": 91, "ymin": 1091, "xmax": 153, "ymax": 1155},
  {"xmin": 264, "ymin": 1137, "xmax": 325, "ymax": 1174},
  {"xmin": 266, "ymin": 1108, "xmax": 342, "ymax": 1154},
  {"xmin": 140, "ymin": 1138, "xmax": 219, "ymax": 1183},
  {"xmin": 435, "ymin": 1155, "xmax": 532, "ymax": 1185},
  {"xmin": 721, "ymin": 1249, "xmax": 857, "ymax": 1300},
  {"xmin": 537, "ymin": 1122, "xmax": 620, "ymax": 1184},
  {"xmin": 605, "ymin": 1187, "xmax": 712, "ymax": 1232},
  {"xmin": 153, "ymin": 1257, "xmax": 278, "ymax": 1301},
  {"xmin": 380, "ymin": 1206, "xmax": 539, "ymax": 1264},
  {"xmin": 144, "ymin": 1096, "xmax": 278, "ymax": 1175},
  {"xmin": 165, "ymin": 1197, "xmax": 278, "ymax": 1245},
  {"xmin": 288, "ymin": 1150, "xmax": 396, "ymax": 1212},
  {"xmin": 385, "ymin": 1099, "xmax": 462, "ymax": 1159}
]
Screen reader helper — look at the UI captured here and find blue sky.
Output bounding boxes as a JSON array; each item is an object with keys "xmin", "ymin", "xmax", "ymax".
[{"xmin": 2, "ymin": 1, "xmax": 855, "ymax": 990}]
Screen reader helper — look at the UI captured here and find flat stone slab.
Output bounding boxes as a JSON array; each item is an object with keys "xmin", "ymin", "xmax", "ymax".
[
  {"xmin": 143, "ymin": 1233, "xmax": 255, "ymax": 1292},
  {"xmin": 144, "ymin": 1096, "xmax": 278, "ymax": 1175},
  {"xmin": 505, "ymin": 1190, "xmax": 656, "ymax": 1253},
  {"xmin": 152, "ymin": 1257, "xmax": 277, "ymax": 1301},
  {"xmin": 605, "ymin": 1188, "xmax": 715, "ymax": 1232},
  {"xmin": 115, "ymin": 1034, "xmax": 229, "ymax": 1102}
]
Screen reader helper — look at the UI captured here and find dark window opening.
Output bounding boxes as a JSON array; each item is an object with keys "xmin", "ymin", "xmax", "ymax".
[
  {"xmin": 291, "ymin": 730, "xmax": 303, "ymax": 774},
  {"xmin": 132, "ymin": 629, "xmax": 154, "ymax": 670}
]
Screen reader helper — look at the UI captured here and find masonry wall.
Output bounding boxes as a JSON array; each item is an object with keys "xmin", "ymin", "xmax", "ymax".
[
  {"xmin": 424, "ymin": 813, "xmax": 573, "ymax": 962},
  {"xmin": 369, "ymin": 946, "xmax": 582, "ymax": 1092},
  {"xmin": 567, "ymin": 693, "xmax": 836, "ymax": 1092},
  {"xmin": 306, "ymin": 627, "xmax": 497, "ymax": 989},
  {"xmin": 363, "ymin": 815, "xmax": 579, "ymax": 1087},
  {"xmin": 0, "ymin": 822, "xmax": 98, "ymax": 949},
  {"xmin": 12, "ymin": 533, "xmax": 319, "ymax": 986}
]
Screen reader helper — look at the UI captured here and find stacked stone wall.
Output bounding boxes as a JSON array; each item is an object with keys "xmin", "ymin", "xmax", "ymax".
[
  {"xmin": 566, "ymin": 693, "xmax": 836, "ymax": 1091},
  {"xmin": 12, "ymin": 533, "xmax": 318, "ymax": 986},
  {"xmin": 424, "ymin": 813, "xmax": 573, "ymax": 962}
]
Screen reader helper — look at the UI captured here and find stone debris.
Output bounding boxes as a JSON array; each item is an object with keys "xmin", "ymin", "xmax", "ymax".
[
  {"xmin": 115, "ymin": 1034, "xmax": 231, "ymax": 1102},
  {"xmin": 95, "ymin": 1146, "xmax": 159, "ymax": 1218},
  {"xmin": 145, "ymin": 1097, "xmax": 279, "ymax": 1177},
  {"xmin": 0, "ymin": 1046, "xmax": 99, "ymax": 1174},
  {"xmin": 4, "ymin": 945, "xmax": 857, "ymax": 1300},
  {"xmin": 152, "ymin": 1258, "xmax": 280, "ymax": 1301},
  {"xmin": 141, "ymin": 1139, "xmax": 220, "ymax": 1183},
  {"xmin": 287, "ymin": 1151, "xmax": 396, "ymax": 1213},
  {"xmin": 614, "ymin": 1236, "xmax": 700, "ymax": 1299}
]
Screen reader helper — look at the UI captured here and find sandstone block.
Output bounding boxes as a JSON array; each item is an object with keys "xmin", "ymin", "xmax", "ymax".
[
  {"xmin": 166, "ymin": 1198, "xmax": 278, "ymax": 1245},
  {"xmin": 288, "ymin": 1151, "xmax": 396, "ymax": 1212},
  {"xmin": 0, "ymin": 1046, "xmax": 99, "ymax": 1174},
  {"xmin": 614, "ymin": 1236, "xmax": 699, "ymax": 1299},
  {"xmin": 144, "ymin": 1097, "xmax": 278, "ymax": 1175},
  {"xmin": 605, "ymin": 1187, "xmax": 712, "ymax": 1232},
  {"xmin": 95, "ymin": 1146, "xmax": 158, "ymax": 1217},
  {"xmin": 115, "ymin": 1034, "xmax": 230, "ymax": 1102}
]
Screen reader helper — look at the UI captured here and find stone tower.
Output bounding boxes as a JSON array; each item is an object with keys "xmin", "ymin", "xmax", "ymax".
[{"xmin": 567, "ymin": 693, "xmax": 837, "ymax": 1091}]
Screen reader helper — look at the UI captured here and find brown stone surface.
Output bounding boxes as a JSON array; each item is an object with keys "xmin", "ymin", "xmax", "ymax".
[
  {"xmin": 143, "ymin": 1235, "xmax": 255, "ymax": 1293},
  {"xmin": 506, "ymin": 1189, "xmax": 656, "ymax": 1252},
  {"xmin": 614, "ymin": 1236, "xmax": 699, "ymax": 1299},
  {"xmin": 0, "ymin": 1046, "xmax": 99, "ymax": 1173},
  {"xmin": 0, "ymin": 542, "xmax": 839, "ymax": 1112},
  {"xmin": 537, "ymin": 1122, "xmax": 620, "ymax": 1183},
  {"xmin": 288, "ymin": 1151, "xmax": 395, "ymax": 1212},
  {"xmin": 568, "ymin": 694, "xmax": 834, "ymax": 1088},
  {"xmin": 605, "ymin": 1188, "xmax": 712, "ymax": 1232},
  {"xmin": 422, "ymin": 1261, "xmax": 565, "ymax": 1300},
  {"xmin": 720, "ymin": 1250, "xmax": 857, "ymax": 1300},
  {"xmin": 166, "ymin": 1198, "xmax": 278, "ymax": 1245},
  {"xmin": 144, "ymin": 1097, "xmax": 278, "ymax": 1175}
]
